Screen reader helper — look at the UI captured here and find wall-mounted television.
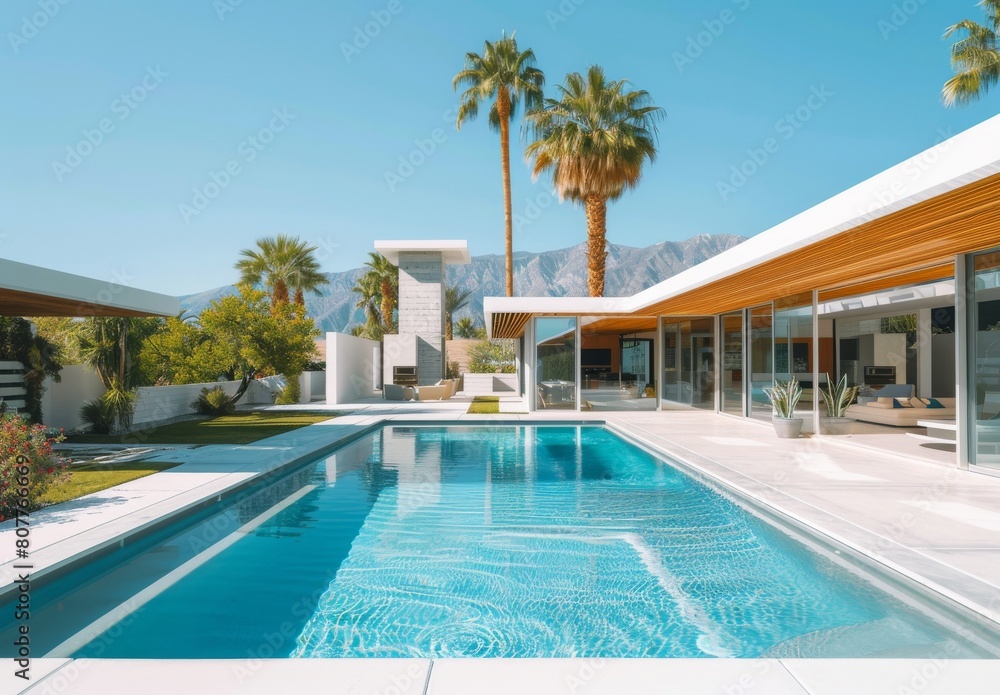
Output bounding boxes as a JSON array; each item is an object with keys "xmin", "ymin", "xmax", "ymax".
[{"xmin": 581, "ymin": 348, "xmax": 612, "ymax": 367}]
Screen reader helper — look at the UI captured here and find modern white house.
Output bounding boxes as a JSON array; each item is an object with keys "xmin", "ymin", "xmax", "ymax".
[{"xmin": 484, "ymin": 113, "xmax": 1000, "ymax": 476}]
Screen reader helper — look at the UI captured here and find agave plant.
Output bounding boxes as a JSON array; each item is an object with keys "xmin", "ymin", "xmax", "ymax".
[
  {"xmin": 763, "ymin": 378, "xmax": 803, "ymax": 419},
  {"xmin": 819, "ymin": 372, "xmax": 859, "ymax": 418}
]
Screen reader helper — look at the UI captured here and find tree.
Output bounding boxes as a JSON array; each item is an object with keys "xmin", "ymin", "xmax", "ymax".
[
  {"xmin": 455, "ymin": 31, "xmax": 544, "ymax": 298},
  {"xmin": 445, "ymin": 286, "xmax": 473, "ymax": 340},
  {"xmin": 74, "ymin": 317, "xmax": 160, "ymax": 433},
  {"xmin": 525, "ymin": 66, "xmax": 663, "ymax": 296},
  {"xmin": 198, "ymin": 285, "xmax": 320, "ymax": 405},
  {"xmin": 235, "ymin": 234, "xmax": 329, "ymax": 307},
  {"xmin": 76, "ymin": 317, "xmax": 161, "ymax": 390},
  {"xmin": 139, "ymin": 316, "xmax": 232, "ymax": 385},
  {"xmin": 31, "ymin": 317, "xmax": 82, "ymax": 365},
  {"xmin": 351, "ymin": 273, "xmax": 385, "ymax": 341},
  {"xmin": 467, "ymin": 339, "xmax": 516, "ymax": 374},
  {"xmin": 943, "ymin": 1, "xmax": 1000, "ymax": 106},
  {"xmin": 455, "ymin": 317, "xmax": 487, "ymax": 339},
  {"xmin": 0, "ymin": 318, "xmax": 63, "ymax": 423},
  {"xmin": 358, "ymin": 252, "xmax": 398, "ymax": 332}
]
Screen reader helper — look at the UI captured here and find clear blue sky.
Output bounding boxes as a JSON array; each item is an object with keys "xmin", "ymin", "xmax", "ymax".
[{"xmin": 1, "ymin": 0, "xmax": 997, "ymax": 296}]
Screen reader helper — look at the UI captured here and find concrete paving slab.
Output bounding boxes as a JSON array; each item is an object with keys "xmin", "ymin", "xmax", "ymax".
[
  {"xmin": 2, "ymin": 658, "xmax": 69, "ymax": 695},
  {"xmin": 426, "ymin": 658, "xmax": 808, "ymax": 695},
  {"xmin": 781, "ymin": 657, "xmax": 1000, "ymax": 695},
  {"xmin": 21, "ymin": 659, "xmax": 431, "ymax": 695}
]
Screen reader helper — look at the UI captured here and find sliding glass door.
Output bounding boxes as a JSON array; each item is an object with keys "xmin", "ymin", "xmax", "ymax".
[
  {"xmin": 721, "ymin": 313, "xmax": 744, "ymax": 416},
  {"xmin": 749, "ymin": 304, "xmax": 774, "ymax": 421}
]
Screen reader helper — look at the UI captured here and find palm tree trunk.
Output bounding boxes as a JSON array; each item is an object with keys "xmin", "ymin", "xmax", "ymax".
[
  {"xmin": 445, "ymin": 314, "xmax": 453, "ymax": 341},
  {"xmin": 293, "ymin": 288, "xmax": 305, "ymax": 306},
  {"xmin": 273, "ymin": 279, "xmax": 290, "ymax": 306},
  {"xmin": 498, "ymin": 89, "xmax": 514, "ymax": 298},
  {"xmin": 380, "ymin": 279, "xmax": 395, "ymax": 332},
  {"xmin": 585, "ymin": 197, "xmax": 608, "ymax": 297}
]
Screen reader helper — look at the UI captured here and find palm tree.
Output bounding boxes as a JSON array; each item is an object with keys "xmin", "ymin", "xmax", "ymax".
[
  {"xmin": 525, "ymin": 66, "xmax": 663, "ymax": 297},
  {"xmin": 454, "ymin": 31, "xmax": 544, "ymax": 298},
  {"xmin": 235, "ymin": 234, "xmax": 328, "ymax": 307},
  {"xmin": 943, "ymin": 1, "xmax": 1000, "ymax": 106},
  {"xmin": 445, "ymin": 286, "xmax": 473, "ymax": 340},
  {"xmin": 455, "ymin": 317, "xmax": 478, "ymax": 339},
  {"xmin": 360, "ymin": 252, "xmax": 398, "ymax": 332},
  {"xmin": 352, "ymin": 273, "xmax": 384, "ymax": 341}
]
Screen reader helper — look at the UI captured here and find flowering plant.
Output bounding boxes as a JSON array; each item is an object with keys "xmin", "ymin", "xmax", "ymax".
[{"xmin": 0, "ymin": 414, "xmax": 67, "ymax": 520}]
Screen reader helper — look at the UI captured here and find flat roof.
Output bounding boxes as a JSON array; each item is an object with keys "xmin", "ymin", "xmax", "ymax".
[
  {"xmin": 0, "ymin": 258, "xmax": 180, "ymax": 317},
  {"xmin": 374, "ymin": 240, "xmax": 471, "ymax": 266},
  {"xmin": 486, "ymin": 113, "xmax": 1000, "ymax": 337}
]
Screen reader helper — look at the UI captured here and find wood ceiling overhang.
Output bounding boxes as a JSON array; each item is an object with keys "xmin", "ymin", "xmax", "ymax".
[{"xmin": 491, "ymin": 172, "xmax": 1000, "ymax": 338}]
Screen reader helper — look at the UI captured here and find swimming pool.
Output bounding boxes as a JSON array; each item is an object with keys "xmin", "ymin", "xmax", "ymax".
[{"xmin": 2, "ymin": 425, "xmax": 994, "ymax": 658}]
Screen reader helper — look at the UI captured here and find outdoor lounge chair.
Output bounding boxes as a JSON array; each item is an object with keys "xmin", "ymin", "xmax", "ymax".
[
  {"xmin": 384, "ymin": 383, "xmax": 414, "ymax": 401},
  {"xmin": 416, "ymin": 385, "xmax": 448, "ymax": 401}
]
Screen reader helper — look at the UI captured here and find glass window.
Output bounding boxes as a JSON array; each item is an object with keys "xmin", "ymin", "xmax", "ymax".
[
  {"xmin": 535, "ymin": 317, "xmax": 577, "ymax": 410},
  {"xmin": 722, "ymin": 312, "xmax": 744, "ymax": 416},
  {"xmin": 662, "ymin": 318, "xmax": 714, "ymax": 409},
  {"xmin": 972, "ymin": 253, "xmax": 1000, "ymax": 469},
  {"xmin": 749, "ymin": 305, "xmax": 773, "ymax": 421},
  {"xmin": 775, "ymin": 294, "xmax": 814, "ymax": 414}
]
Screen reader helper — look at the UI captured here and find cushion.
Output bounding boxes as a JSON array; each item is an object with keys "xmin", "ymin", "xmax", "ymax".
[
  {"xmin": 865, "ymin": 402, "xmax": 894, "ymax": 409},
  {"xmin": 925, "ymin": 397, "xmax": 945, "ymax": 409},
  {"xmin": 893, "ymin": 398, "xmax": 914, "ymax": 409},
  {"xmin": 877, "ymin": 397, "xmax": 895, "ymax": 405},
  {"xmin": 909, "ymin": 398, "xmax": 927, "ymax": 409}
]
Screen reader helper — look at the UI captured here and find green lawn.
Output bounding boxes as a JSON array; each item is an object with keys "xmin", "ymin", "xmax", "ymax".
[
  {"xmin": 41, "ymin": 460, "xmax": 181, "ymax": 506},
  {"xmin": 65, "ymin": 411, "xmax": 337, "ymax": 446},
  {"xmin": 467, "ymin": 396, "xmax": 500, "ymax": 415}
]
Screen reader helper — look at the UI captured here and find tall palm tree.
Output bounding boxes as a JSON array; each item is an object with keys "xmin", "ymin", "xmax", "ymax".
[
  {"xmin": 352, "ymin": 273, "xmax": 384, "ymax": 341},
  {"xmin": 235, "ymin": 234, "xmax": 329, "ymax": 307},
  {"xmin": 525, "ymin": 66, "xmax": 663, "ymax": 297},
  {"xmin": 444, "ymin": 285, "xmax": 473, "ymax": 340},
  {"xmin": 943, "ymin": 1, "xmax": 1000, "ymax": 106},
  {"xmin": 454, "ymin": 31, "xmax": 544, "ymax": 298},
  {"xmin": 360, "ymin": 252, "xmax": 398, "ymax": 332}
]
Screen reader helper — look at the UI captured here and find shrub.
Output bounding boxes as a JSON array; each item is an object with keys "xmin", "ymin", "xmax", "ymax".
[
  {"xmin": 191, "ymin": 386, "xmax": 237, "ymax": 416},
  {"xmin": 275, "ymin": 375, "xmax": 301, "ymax": 405},
  {"xmin": 0, "ymin": 414, "xmax": 67, "ymax": 520},
  {"xmin": 468, "ymin": 339, "xmax": 516, "ymax": 374},
  {"xmin": 80, "ymin": 398, "xmax": 115, "ymax": 434}
]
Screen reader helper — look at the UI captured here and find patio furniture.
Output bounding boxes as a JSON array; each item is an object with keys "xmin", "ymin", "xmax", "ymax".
[
  {"xmin": 384, "ymin": 384, "xmax": 415, "ymax": 401},
  {"xmin": 416, "ymin": 385, "xmax": 448, "ymax": 401},
  {"xmin": 846, "ymin": 396, "xmax": 955, "ymax": 427}
]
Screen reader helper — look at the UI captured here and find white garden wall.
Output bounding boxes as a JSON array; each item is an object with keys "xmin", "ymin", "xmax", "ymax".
[
  {"xmin": 41, "ymin": 365, "xmax": 105, "ymax": 431},
  {"xmin": 326, "ymin": 332, "xmax": 381, "ymax": 405},
  {"xmin": 462, "ymin": 373, "xmax": 518, "ymax": 396}
]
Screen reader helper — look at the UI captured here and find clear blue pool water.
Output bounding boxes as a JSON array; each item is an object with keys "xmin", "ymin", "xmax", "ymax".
[{"xmin": 2, "ymin": 426, "xmax": 990, "ymax": 658}]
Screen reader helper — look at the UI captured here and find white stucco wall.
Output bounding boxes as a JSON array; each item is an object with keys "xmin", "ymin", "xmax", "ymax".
[
  {"xmin": 383, "ymin": 334, "xmax": 417, "ymax": 386},
  {"xmin": 462, "ymin": 373, "xmax": 518, "ymax": 396},
  {"xmin": 41, "ymin": 365, "xmax": 105, "ymax": 431},
  {"xmin": 326, "ymin": 332, "xmax": 381, "ymax": 405}
]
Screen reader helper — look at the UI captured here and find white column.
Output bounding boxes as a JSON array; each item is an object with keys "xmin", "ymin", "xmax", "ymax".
[
  {"xmin": 917, "ymin": 308, "xmax": 933, "ymax": 398},
  {"xmin": 655, "ymin": 316, "xmax": 663, "ymax": 412},
  {"xmin": 812, "ymin": 290, "xmax": 821, "ymax": 435},
  {"xmin": 713, "ymin": 315, "xmax": 722, "ymax": 413},
  {"xmin": 956, "ymin": 255, "xmax": 970, "ymax": 470}
]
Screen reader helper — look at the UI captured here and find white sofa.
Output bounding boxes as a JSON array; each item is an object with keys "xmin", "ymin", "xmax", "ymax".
[{"xmin": 846, "ymin": 397, "xmax": 955, "ymax": 427}]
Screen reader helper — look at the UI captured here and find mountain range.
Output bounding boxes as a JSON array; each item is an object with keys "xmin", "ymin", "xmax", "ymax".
[{"xmin": 179, "ymin": 234, "xmax": 747, "ymax": 333}]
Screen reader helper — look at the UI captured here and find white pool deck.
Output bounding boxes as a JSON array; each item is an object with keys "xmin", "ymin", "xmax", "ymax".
[{"xmin": 3, "ymin": 396, "xmax": 1000, "ymax": 694}]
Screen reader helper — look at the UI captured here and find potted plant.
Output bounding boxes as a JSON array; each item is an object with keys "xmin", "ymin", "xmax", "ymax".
[
  {"xmin": 763, "ymin": 378, "xmax": 804, "ymax": 438},
  {"xmin": 819, "ymin": 372, "xmax": 859, "ymax": 435}
]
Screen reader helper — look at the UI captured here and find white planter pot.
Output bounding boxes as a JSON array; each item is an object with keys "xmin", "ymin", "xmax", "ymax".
[
  {"xmin": 772, "ymin": 417, "xmax": 803, "ymax": 439},
  {"xmin": 820, "ymin": 416, "xmax": 853, "ymax": 435}
]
